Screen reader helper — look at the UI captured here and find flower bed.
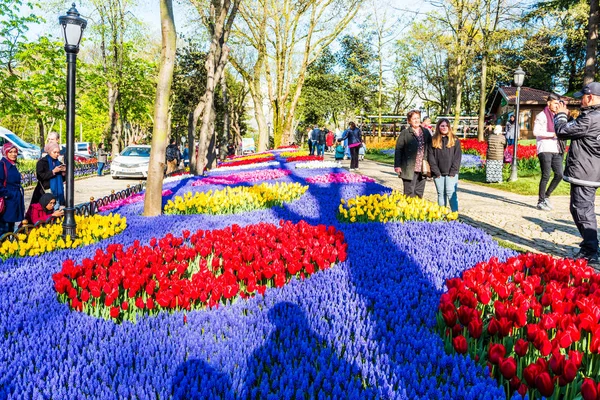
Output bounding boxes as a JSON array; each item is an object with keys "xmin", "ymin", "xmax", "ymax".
[
  {"xmin": 437, "ymin": 253, "xmax": 600, "ymax": 399},
  {"xmin": 191, "ymin": 168, "xmax": 291, "ymax": 186},
  {"xmin": 0, "ymin": 213, "xmax": 126, "ymax": 259},
  {"xmin": 53, "ymin": 221, "xmax": 347, "ymax": 322},
  {"xmin": 461, "ymin": 154, "xmax": 483, "ymax": 169},
  {"xmin": 217, "ymin": 155, "xmax": 276, "ymax": 168},
  {"xmin": 164, "ymin": 182, "xmax": 308, "ymax": 215},
  {"xmin": 223, "ymin": 152, "xmax": 274, "ymax": 162},
  {"xmin": 338, "ymin": 191, "xmax": 458, "ymax": 223},
  {"xmin": 99, "ymin": 190, "xmax": 173, "ymax": 212},
  {"xmin": 278, "ymin": 150, "xmax": 307, "ymax": 158},
  {"xmin": 284, "ymin": 155, "xmax": 324, "ymax": 163},
  {"xmin": 306, "ymin": 172, "xmax": 376, "ymax": 184},
  {"xmin": 295, "ymin": 161, "xmax": 342, "ymax": 169},
  {"xmin": 1, "ymin": 159, "xmax": 521, "ymax": 398},
  {"xmin": 208, "ymin": 160, "xmax": 280, "ymax": 173}
]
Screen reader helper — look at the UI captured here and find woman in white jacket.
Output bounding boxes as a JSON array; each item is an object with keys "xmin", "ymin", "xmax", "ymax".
[{"xmin": 533, "ymin": 93, "xmax": 564, "ymax": 211}]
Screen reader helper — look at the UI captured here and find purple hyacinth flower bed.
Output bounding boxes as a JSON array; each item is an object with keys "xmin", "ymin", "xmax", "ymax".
[{"xmin": 0, "ymin": 156, "xmax": 514, "ymax": 399}]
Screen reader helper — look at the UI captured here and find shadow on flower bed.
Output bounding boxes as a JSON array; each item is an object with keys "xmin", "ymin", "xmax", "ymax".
[{"xmin": 172, "ymin": 359, "xmax": 234, "ymax": 400}]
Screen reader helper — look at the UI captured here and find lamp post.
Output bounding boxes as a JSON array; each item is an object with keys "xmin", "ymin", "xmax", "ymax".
[
  {"xmin": 59, "ymin": 3, "xmax": 87, "ymax": 238},
  {"xmin": 509, "ymin": 66, "xmax": 526, "ymax": 182}
]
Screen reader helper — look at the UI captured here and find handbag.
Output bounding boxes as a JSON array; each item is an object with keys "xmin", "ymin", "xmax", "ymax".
[
  {"xmin": 0, "ymin": 162, "xmax": 7, "ymax": 214},
  {"xmin": 422, "ymin": 159, "xmax": 432, "ymax": 178}
]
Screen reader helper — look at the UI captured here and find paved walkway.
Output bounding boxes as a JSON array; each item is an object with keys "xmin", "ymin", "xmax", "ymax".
[{"xmin": 335, "ymin": 154, "xmax": 600, "ymax": 258}]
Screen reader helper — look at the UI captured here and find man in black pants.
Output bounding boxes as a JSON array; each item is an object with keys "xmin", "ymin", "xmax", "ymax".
[
  {"xmin": 555, "ymin": 82, "xmax": 600, "ymax": 265},
  {"xmin": 533, "ymin": 93, "xmax": 564, "ymax": 211}
]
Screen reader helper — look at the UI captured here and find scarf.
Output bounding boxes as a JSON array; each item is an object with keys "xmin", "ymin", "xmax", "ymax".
[
  {"xmin": 543, "ymin": 106, "xmax": 555, "ymax": 133},
  {"xmin": 47, "ymin": 155, "xmax": 64, "ymax": 200},
  {"xmin": 414, "ymin": 127, "xmax": 424, "ymax": 173}
]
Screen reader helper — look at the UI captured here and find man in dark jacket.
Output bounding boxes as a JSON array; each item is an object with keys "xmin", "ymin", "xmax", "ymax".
[
  {"xmin": 554, "ymin": 82, "xmax": 600, "ymax": 265},
  {"xmin": 309, "ymin": 126, "xmax": 320, "ymax": 155}
]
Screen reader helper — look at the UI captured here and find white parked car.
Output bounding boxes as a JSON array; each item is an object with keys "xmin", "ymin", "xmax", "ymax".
[{"xmin": 110, "ymin": 145, "xmax": 151, "ymax": 179}]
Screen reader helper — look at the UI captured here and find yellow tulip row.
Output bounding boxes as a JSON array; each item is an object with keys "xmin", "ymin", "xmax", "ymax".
[
  {"xmin": 164, "ymin": 182, "xmax": 308, "ymax": 215},
  {"xmin": 367, "ymin": 139, "xmax": 396, "ymax": 151},
  {"xmin": 279, "ymin": 151, "xmax": 308, "ymax": 158},
  {"xmin": 338, "ymin": 191, "xmax": 458, "ymax": 223},
  {"xmin": 0, "ymin": 213, "xmax": 127, "ymax": 259}
]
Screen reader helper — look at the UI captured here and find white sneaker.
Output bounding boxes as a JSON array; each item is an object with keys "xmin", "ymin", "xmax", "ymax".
[
  {"xmin": 537, "ymin": 202, "xmax": 551, "ymax": 211},
  {"xmin": 543, "ymin": 198, "xmax": 553, "ymax": 210}
]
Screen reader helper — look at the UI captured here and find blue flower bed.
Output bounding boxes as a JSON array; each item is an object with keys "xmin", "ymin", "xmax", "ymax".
[
  {"xmin": 0, "ymin": 158, "xmax": 514, "ymax": 398},
  {"xmin": 460, "ymin": 154, "xmax": 483, "ymax": 169}
]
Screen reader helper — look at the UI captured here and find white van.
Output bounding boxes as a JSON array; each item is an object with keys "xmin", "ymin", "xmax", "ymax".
[{"xmin": 0, "ymin": 126, "xmax": 40, "ymax": 159}]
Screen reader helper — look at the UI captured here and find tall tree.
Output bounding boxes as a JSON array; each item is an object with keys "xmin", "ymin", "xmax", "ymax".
[
  {"xmin": 188, "ymin": 0, "xmax": 240, "ymax": 175},
  {"xmin": 143, "ymin": 0, "xmax": 176, "ymax": 216}
]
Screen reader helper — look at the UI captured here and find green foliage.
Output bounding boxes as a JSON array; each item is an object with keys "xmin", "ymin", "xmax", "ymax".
[
  {"xmin": 297, "ymin": 47, "xmax": 350, "ymax": 127},
  {"xmin": 337, "ymin": 35, "xmax": 378, "ymax": 115}
]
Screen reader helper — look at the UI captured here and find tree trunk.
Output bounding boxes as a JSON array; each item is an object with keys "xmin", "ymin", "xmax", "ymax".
[
  {"xmin": 143, "ymin": 0, "xmax": 177, "ymax": 217},
  {"xmin": 584, "ymin": 0, "xmax": 599, "ymax": 85},
  {"xmin": 108, "ymin": 83, "xmax": 119, "ymax": 155},
  {"xmin": 452, "ymin": 55, "xmax": 463, "ymax": 134},
  {"xmin": 478, "ymin": 52, "xmax": 487, "ymax": 141},
  {"xmin": 220, "ymin": 75, "xmax": 229, "ymax": 161},
  {"xmin": 37, "ymin": 116, "xmax": 45, "ymax": 148}
]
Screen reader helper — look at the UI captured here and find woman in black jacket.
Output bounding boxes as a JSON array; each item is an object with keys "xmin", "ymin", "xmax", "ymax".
[
  {"xmin": 31, "ymin": 143, "xmax": 66, "ymax": 207},
  {"xmin": 394, "ymin": 110, "xmax": 432, "ymax": 198},
  {"xmin": 427, "ymin": 118, "xmax": 462, "ymax": 212},
  {"xmin": 339, "ymin": 122, "xmax": 362, "ymax": 170},
  {"xmin": 0, "ymin": 143, "xmax": 25, "ymax": 236}
]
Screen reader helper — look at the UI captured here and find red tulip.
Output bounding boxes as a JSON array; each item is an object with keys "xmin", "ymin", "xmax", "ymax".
[
  {"xmin": 535, "ymin": 372, "xmax": 554, "ymax": 397},
  {"xmin": 468, "ymin": 318, "xmax": 483, "ymax": 339},
  {"xmin": 561, "ymin": 360, "xmax": 578, "ymax": 385},
  {"xmin": 523, "ymin": 363, "xmax": 540, "ymax": 387},
  {"xmin": 500, "ymin": 357, "xmax": 517, "ymax": 379},
  {"xmin": 514, "ymin": 339, "xmax": 529, "ymax": 357},
  {"xmin": 452, "ymin": 335, "xmax": 468, "ymax": 354},
  {"xmin": 110, "ymin": 307, "xmax": 120, "ymax": 319},
  {"xmin": 581, "ymin": 378, "xmax": 598, "ymax": 400},
  {"xmin": 488, "ymin": 318, "xmax": 499, "ymax": 336},
  {"xmin": 488, "ymin": 343, "xmax": 506, "ymax": 365},
  {"xmin": 517, "ymin": 383, "xmax": 528, "ymax": 397},
  {"xmin": 569, "ymin": 350, "xmax": 583, "ymax": 367},
  {"xmin": 549, "ymin": 352, "xmax": 565, "ymax": 375}
]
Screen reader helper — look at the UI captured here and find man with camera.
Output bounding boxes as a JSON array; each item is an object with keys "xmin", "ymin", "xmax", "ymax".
[{"xmin": 555, "ymin": 82, "xmax": 600, "ymax": 266}]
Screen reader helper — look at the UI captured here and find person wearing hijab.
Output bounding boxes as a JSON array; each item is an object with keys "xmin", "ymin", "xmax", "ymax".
[
  {"xmin": 486, "ymin": 125, "xmax": 507, "ymax": 183},
  {"xmin": 0, "ymin": 143, "xmax": 25, "ymax": 236},
  {"xmin": 31, "ymin": 142, "xmax": 66, "ymax": 207},
  {"xmin": 24, "ymin": 193, "xmax": 64, "ymax": 225}
]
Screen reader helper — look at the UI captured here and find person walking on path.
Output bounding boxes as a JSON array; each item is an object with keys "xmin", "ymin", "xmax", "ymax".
[
  {"xmin": 486, "ymin": 125, "xmax": 507, "ymax": 183},
  {"xmin": 394, "ymin": 110, "xmax": 432, "ymax": 198},
  {"xmin": 96, "ymin": 143, "xmax": 108, "ymax": 176},
  {"xmin": 166, "ymin": 139, "xmax": 181, "ymax": 175},
  {"xmin": 505, "ymin": 115, "xmax": 516, "ymax": 146},
  {"xmin": 32, "ymin": 143, "xmax": 66, "ymax": 207},
  {"xmin": 325, "ymin": 129, "xmax": 334, "ymax": 153},
  {"xmin": 534, "ymin": 94, "xmax": 565, "ymax": 211},
  {"xmin": 554, "ymin": 82, "xmax": 600, "ymax": 265},
  {"xmin": 309, "ymin": 126, "xmax": 320, "ymax": 155},
  {"xmin": 317, "ymin": 127, "xmax": 327, "ymax": 156},
  {"xmin": 339, "ymin": 122, "xmax": 362, "ymax": 171},
  {"xmin": 428, "ymin": 118, "xmax": 462, "ymax": 212},
  {"xmin": 0, "ymin": 144, "xmax": 25, "ymax": 236}
]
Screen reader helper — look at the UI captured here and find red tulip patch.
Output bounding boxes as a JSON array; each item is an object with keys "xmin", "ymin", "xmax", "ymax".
[
  {"xmin": 437, "ymin": 253, "xmax": 600, "ymax": 399},
  {"xmin": 53, "ymin": 220, "xmax": 347, "ymax": 322}
]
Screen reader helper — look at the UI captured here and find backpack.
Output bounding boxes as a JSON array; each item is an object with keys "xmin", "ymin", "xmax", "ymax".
[{"xmin": 166, "ymin": 145, "xmax": 178, "ymax": 162}]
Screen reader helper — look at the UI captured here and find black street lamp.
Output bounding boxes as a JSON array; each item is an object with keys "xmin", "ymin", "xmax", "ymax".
[
  {"xmin": 59, "ymin": 3, "xmax": 87, "ymax": 238},
  {"xmin": 509, "ymin": 66, "xmax": 526, "ymax": 182}
]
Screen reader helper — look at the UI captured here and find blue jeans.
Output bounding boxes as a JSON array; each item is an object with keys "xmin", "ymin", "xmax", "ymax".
[
  {"xmin": 316, "ymin": 144, "xmax": 324, "ymax": 156},
  {"xmin": 434, "ymin": 175, "xmax": 459, "ymax": 212},
  {"xmin": 97, "ymin": 162, "xmax": 105, "ymax": 176}
]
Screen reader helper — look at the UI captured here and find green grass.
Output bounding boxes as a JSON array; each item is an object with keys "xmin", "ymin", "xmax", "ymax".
[{"xmin": 365, "ymin": 153, "xmax": 394, "ymax": 165}]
